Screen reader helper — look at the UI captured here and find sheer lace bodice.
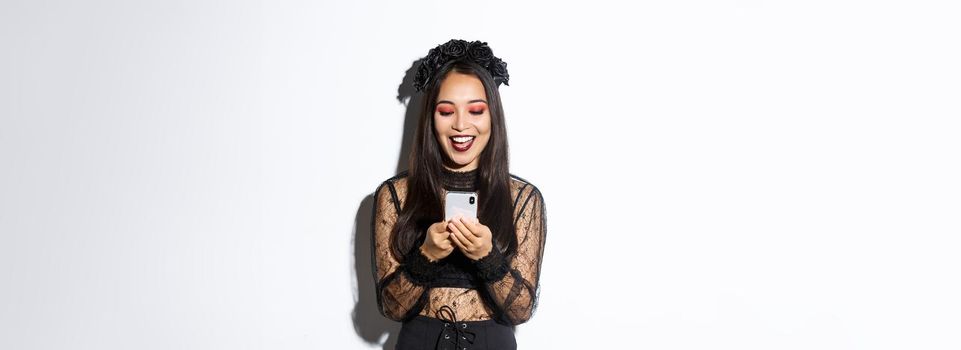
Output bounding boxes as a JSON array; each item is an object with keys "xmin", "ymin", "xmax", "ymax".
[{"xmin": 371, "ymin": 168, "xmax": 546, "ymax": 325}]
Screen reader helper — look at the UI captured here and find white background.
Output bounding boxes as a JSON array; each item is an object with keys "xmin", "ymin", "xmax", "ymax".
[{"xmin": 2, "ymin": 1, "xmax": 959, "ymax": 349}]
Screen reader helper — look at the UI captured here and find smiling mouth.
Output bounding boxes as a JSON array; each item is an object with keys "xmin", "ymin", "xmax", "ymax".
[{"xmin": 450, "ymin": 136, "xmax": 475, "ymax": 152}]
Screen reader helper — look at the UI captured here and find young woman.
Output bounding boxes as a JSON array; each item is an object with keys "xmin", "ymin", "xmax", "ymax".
[{"xmin": 371, "ymin": 39, "xmax": 547, "ymax": 350}]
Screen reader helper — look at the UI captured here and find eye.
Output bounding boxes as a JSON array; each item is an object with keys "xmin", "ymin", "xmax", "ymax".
[
  {"xmin": 469, "ymin": 110, "xmax": 484, "ymax": 115},
  {"xmin": 439, "ymin": 111, "xmax": 454, "ymax": 116}
]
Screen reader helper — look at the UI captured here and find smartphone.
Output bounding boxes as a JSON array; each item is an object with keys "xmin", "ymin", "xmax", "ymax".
[{"xmin": 445, "ymin": 191, "xmax": 478, "ymax": 222}]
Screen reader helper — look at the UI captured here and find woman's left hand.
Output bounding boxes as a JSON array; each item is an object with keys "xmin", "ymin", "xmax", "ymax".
[{"xmin": 447, "ymin": 215, "xmax": 493, "ymax": 260}]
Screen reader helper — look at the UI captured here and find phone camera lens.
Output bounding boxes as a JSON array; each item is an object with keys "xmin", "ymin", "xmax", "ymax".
[{"xmin": 469, "ymin": 196, "xmax": 475, "ymax": 204}]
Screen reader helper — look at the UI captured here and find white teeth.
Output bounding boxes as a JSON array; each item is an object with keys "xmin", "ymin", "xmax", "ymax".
[{"xmin": 452, "ymin": 136, "xmax": 474, "ymax": 143}]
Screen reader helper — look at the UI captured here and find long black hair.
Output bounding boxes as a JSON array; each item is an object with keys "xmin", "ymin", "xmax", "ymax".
[{"xmin": 390, "ymin": 58, "xmax": 516, "ymax": 262}]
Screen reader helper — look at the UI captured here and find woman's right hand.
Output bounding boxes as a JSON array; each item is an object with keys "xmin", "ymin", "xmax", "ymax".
[{"xmin": 420, "ymin": 220, "xmax": 454, "ymax": 262}]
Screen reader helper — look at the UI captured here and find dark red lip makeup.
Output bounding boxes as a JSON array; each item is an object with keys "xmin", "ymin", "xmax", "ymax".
[{"xmin": 450, "ymin": 135, "xmax": 475, "ymax": 152}]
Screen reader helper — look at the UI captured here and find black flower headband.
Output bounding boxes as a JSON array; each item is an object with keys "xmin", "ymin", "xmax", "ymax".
[{"xmin": 413, "ymin": 39, "xmax": 510, "ymax": 92}]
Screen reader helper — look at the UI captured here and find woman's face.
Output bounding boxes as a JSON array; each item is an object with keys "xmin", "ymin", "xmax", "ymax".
[{"xmin": 433, "ymin": 72, "xmax": 492, "ymax": 171}]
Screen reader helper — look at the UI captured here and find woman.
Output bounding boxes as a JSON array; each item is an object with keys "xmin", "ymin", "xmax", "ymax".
[{"xmin": 371, "ymin": 39, "xmax": 547, "ymax": 350}]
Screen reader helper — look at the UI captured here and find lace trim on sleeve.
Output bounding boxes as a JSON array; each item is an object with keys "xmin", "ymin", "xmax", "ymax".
[
  {"xmin": 471, "ymin": 240, "xmax": 510, "ymax": 282},
  {"xmin": 403, "ymin": 244, "xmax": 444, "ymax": 285}
]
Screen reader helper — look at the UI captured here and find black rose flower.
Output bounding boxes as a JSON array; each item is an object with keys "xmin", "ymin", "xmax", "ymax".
[
  {"xmin": 413, "ymin": 62, "xmax": 432, "ymax": 91},
  {"xmin": 489, "ymin": 57, "xmax": 510, "ymax": 86},
  {"xmin": 421, "ymin": 49, "xmax": 439, "ymax": 69},
  {"xmin": 440, "ymin": 39, "xmax": 469, "ymax": 58},
  {"xmin": 467, "ymin": 41, "xmax": 493, "ymax": 67}
]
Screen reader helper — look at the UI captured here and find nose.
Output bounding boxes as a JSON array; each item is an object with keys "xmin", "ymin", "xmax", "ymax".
[{"xmin": 452, "ymin": 110, "xmax": 469, "ymax": 131}]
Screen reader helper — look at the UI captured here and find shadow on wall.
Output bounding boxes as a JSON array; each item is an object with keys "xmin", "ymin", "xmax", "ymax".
[{"xmin": 350, "ymin": 59, "xmax": 425, "ymax": 350}]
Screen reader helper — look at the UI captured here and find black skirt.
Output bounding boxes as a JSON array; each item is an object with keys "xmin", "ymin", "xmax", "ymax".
[{"xmin": 396, "ymin": 314, "xmax": 516, "ymax": 350}]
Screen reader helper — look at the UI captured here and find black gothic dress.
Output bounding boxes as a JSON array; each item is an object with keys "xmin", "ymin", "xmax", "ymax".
[{"xmin": 371, "ymin": 167, "xmax": 547, "ymax": 350}]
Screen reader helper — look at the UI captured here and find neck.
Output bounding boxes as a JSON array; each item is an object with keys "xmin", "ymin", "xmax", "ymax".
[{"xmin": 439, "ymin": 166, "xmax": 479, "ymax": 191}]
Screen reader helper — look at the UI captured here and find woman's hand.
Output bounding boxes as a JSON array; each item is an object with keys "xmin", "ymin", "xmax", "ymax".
[
  {"xmin": 448, "ymin": 215, "xmax": 493, "ymax": 260},
  {"xmin": 420, "ymin": 221, "xmax": 454, "ymax": 262}
]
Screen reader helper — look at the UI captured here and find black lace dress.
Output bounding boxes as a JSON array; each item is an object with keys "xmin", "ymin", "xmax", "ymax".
[{"xmin": 371, "ymin": 167, "xmax": 547, "ymax": 328}]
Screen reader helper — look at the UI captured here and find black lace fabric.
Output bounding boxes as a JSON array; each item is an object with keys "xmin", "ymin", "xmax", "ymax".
[{"xmin": 371, "ymin": 168, "xmax": 546, "ymax": 325}]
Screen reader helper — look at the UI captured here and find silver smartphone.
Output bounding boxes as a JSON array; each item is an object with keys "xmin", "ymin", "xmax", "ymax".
[{"xmin": 445, "ymin": 191, "xmax": 478, "ymax": 221}]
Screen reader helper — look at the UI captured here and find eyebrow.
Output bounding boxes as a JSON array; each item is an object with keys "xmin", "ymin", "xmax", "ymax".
[{"xmin": 436, "ymin": 99, "xmax": 488, "ymax": 106}]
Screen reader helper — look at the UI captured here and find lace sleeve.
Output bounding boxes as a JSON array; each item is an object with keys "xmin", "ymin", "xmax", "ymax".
[
  {"xmin": 371, "ymin": 180, "xmax": 431, "ymax": 321},
  {"xmin": 472, "ymin": 185, "xmax": 546, "ymax": 325}
]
